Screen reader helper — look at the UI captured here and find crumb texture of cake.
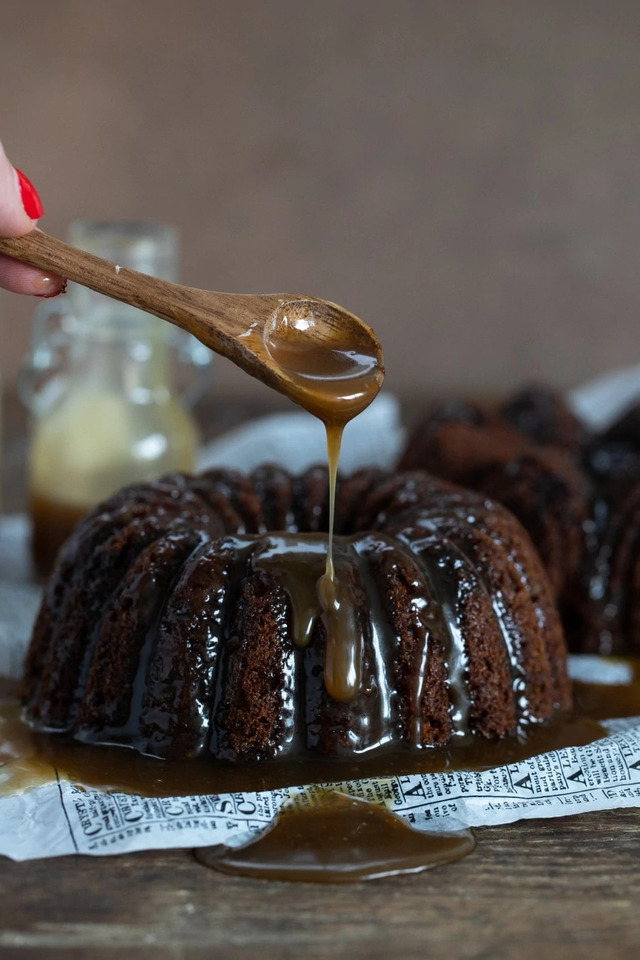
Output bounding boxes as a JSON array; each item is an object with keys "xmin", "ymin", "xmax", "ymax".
[
  {"xmin": 23, "ymin": 466, "xmax": 570, "ymax": 762},
  {"xmin": 398, "ymin": 386, "xmax": 640, "ymax": 657}
]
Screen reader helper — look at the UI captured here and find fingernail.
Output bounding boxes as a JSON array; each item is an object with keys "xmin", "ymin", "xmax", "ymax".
[
  {"xmin": 34, "ymin": 276, "xmax": 67, "ymax": 298},
  {"xmin": 16, "ymin": 168, "xmax": 44, "ymax": 220}
]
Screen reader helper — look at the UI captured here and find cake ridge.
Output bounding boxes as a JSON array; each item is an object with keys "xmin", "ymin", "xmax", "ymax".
[
  {"xmin": 26, "ymin": 477, "xmax": 227, "ymax": 704},
  {"xmin": 389, "ymin": 497, "xmax": 566, "ymax": 732},
  {"xmin": 396, "ymin": 522, "xmax": 523, "ymax": 738},
  {"xmin": 350, "ymin": 535, "xmax": 397, "ymax": 751},
  {"xmin": 75, "ymin": 527, "xmax": 205, "ymax": 743},
  {"xmin": 361, "ymin": 535, "xmax": 452, "ymax": 747},
  {"xmin": 126, "ymin": 529, "xmax": 212, "ymax": 750},
  {"xmin": 213, "ymin": 558, "xmax": 297, "ymax": 762},
  {"xmin": 28, "ymin": 516, "xmax": 176, "ymax": 728},
  {"xmin": 139, "ymin": 535, "xmax": 238, "ymax": 758}
]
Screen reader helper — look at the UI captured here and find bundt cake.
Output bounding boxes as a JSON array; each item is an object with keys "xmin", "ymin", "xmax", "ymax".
[
  {"xmin": 23, "ymin": 465, "xmax": 571, "ymax": 762},
  {"xmin": 501, "ymin": 385, "xmax": 589, "ymax": 454},
  {"xmin": 398, "ymin": 387, "xmax": 640, "ymax": 657},
  {"xmin": 397, "ymin": 392, "xmax": 590, "ymax": 599}
]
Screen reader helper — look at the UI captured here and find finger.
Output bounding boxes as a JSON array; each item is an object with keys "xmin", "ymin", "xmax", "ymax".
[
  {"xmin": 0, "ymin": 139, "xmax": 41, "ymax": 236},
  {"xmin": 0, "ymin": 140, "xmax": 66, "ymax": 294}
]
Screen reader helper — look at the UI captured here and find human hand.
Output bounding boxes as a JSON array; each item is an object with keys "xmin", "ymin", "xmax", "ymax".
[{"xmin": 0, "ymin": 140, "xmax": 66, "ymax": 296}]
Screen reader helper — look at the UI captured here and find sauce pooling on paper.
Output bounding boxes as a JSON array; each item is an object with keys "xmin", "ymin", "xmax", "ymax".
[
  {"xmin": 1, "ymin": 666, "xmax": 630, "ymax": 882},
  {"xmin": 196, "ymin": 792, "xmax": 475, "ymax": 882},
  {"xmin": 0, "ymin": 685, "xmax": 607, "ymax": 799},
  {"xmin": 0, "ymin": 683, "xmax": 614, "ymax": 882}
]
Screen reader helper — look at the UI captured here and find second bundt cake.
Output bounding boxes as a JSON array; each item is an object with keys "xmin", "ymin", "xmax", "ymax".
[
  {"xmin": 398, "ymin": 387, "xmax": 640, "ymax": 656},
  {"xmin": 397, "ymin": 392, "xmax": 590, "ymax": 599},
  {"xmin": 23, "ymin": 466, "xmax": 571, "ymax": 762}
]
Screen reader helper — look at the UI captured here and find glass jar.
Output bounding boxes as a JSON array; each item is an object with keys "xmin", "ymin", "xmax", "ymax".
[{"xmin": 20, "ymin": 221, "xmax": 212, "ymax": 575}]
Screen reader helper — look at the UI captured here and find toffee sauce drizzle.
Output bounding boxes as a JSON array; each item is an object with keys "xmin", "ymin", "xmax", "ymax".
[
  {"xmin": 263, "ymin": 297, "xmax": 384, "ymax": 704},
  {"xmin": 0, "ymin": 681, "xmax": 622, "ymax": 882},
  {"xmin": 32, "ymin": 525, "xmax": 592, "ymax": 762},
  {"xmin": 195, "ymin": 793, "xmax": 476, "ymax": 883}
]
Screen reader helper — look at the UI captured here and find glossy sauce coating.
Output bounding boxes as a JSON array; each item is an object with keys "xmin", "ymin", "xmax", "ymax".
[
  {"xmin": 0, "ymin": 675, "xmax": 623, "ymax": 882},
  {"xmin": 0, "ymin": 682, "xmax": 610, "ymax": 800}
]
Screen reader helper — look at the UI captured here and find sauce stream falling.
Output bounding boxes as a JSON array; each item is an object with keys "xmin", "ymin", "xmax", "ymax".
[{"xmin": 264, "ymin": 298, "xmax": 384, "ymax": 701}]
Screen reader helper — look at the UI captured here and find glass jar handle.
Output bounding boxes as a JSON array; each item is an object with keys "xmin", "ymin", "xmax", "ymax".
[
  {"xmin": 170, "ymin": 331, "xmax": 214, "ymax": 410},
  {"xmin": 18, "ymin": 298, "xmax": 74, "ymax": 417}
]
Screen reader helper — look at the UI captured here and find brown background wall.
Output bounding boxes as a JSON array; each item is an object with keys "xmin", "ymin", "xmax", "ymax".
[{"xmin": 1, "ymin": 0, "xmax": 639, "ymax": 402}]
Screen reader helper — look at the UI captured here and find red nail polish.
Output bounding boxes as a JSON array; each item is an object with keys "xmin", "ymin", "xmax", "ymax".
[{"xmin": 16, "ymin": 168, "xmax": 44, "ymax": 220}]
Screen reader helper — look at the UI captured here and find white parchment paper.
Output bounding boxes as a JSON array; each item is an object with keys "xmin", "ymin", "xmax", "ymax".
[{"xmin": 2, "ymin": 371, "xmax": 640, "ymax": 862}]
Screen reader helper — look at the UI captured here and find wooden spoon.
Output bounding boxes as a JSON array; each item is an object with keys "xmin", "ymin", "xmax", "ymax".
[{"xmin": 0, "ymin": 230, "xmax": 384, "ymax": 422}]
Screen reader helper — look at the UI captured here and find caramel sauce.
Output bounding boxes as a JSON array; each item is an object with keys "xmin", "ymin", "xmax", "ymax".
[
  {"xmin": 29, "ymin": 494, "xmax": 89, "ymax": 578},
  {"xmin": 2, "ymin": 666, "xmax": 636, "ymax": 881},
  {"xmin": 196, "ymin": 792, "xmax": 476, "ymax": 882},
  {"xmin": 249, "ymin": 534, "xmax": 365, "ymax": 708},
  {"xmin": 264, "ymin": 299, "xmax": 384, "ymax": 701},
  {"xmin": 0, "ymin": 681, "xmax": 620, "ymax": 881},
  {"xmin": 0, "ymin": 688, "xmax": 609, "ymax": 800},
  {"xmin": 263, "ymin": 299, "xmax": 384, "ymax": 426}
]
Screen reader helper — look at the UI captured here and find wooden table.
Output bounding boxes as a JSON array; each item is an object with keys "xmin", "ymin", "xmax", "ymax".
[{"xmin": 1, "ymin": 389, "xmax": 639, "ymax": 960}]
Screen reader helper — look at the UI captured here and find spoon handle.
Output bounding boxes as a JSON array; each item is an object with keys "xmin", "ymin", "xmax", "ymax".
[
  {"xmin": 0, "ymin": 230, "xmax": 280, "ymax": 385},
  {"xmin": 0, "ymin": 229, "xmax": 176, "ymax": 307}
]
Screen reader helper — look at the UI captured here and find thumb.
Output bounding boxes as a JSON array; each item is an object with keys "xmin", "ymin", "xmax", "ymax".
[
  {"xmin": 0, "ymin": 140, "xmax": 43, "ymax": 237},
  {"xmin": 0, "ymin": 140, "xmax": 65, "ymax": 295}
]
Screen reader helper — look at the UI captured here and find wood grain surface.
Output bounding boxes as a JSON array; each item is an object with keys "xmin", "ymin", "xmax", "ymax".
[
  {"xmin": 0, "ymin": 812, "xmax": 639, "ymax": 959},
  {"xmin": 1, "ymin": 390, "xmax": 639, "ymax": 959}
]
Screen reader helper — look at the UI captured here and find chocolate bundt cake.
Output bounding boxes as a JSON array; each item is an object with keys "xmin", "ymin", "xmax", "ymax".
[
  {"xmin": 23, "ymin": 466, "xmax": 570, "ymax": 762},
  {"xmin": 397, "ymin": 392, "xmax": 590, "ymax": 598},
  {"xmin": 501, "ymin": 385, "xmax": 589, "ymax": 455},
  {"xmin": 399, "ymin": 387, "xmax": 640, "ymax": 657}
]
